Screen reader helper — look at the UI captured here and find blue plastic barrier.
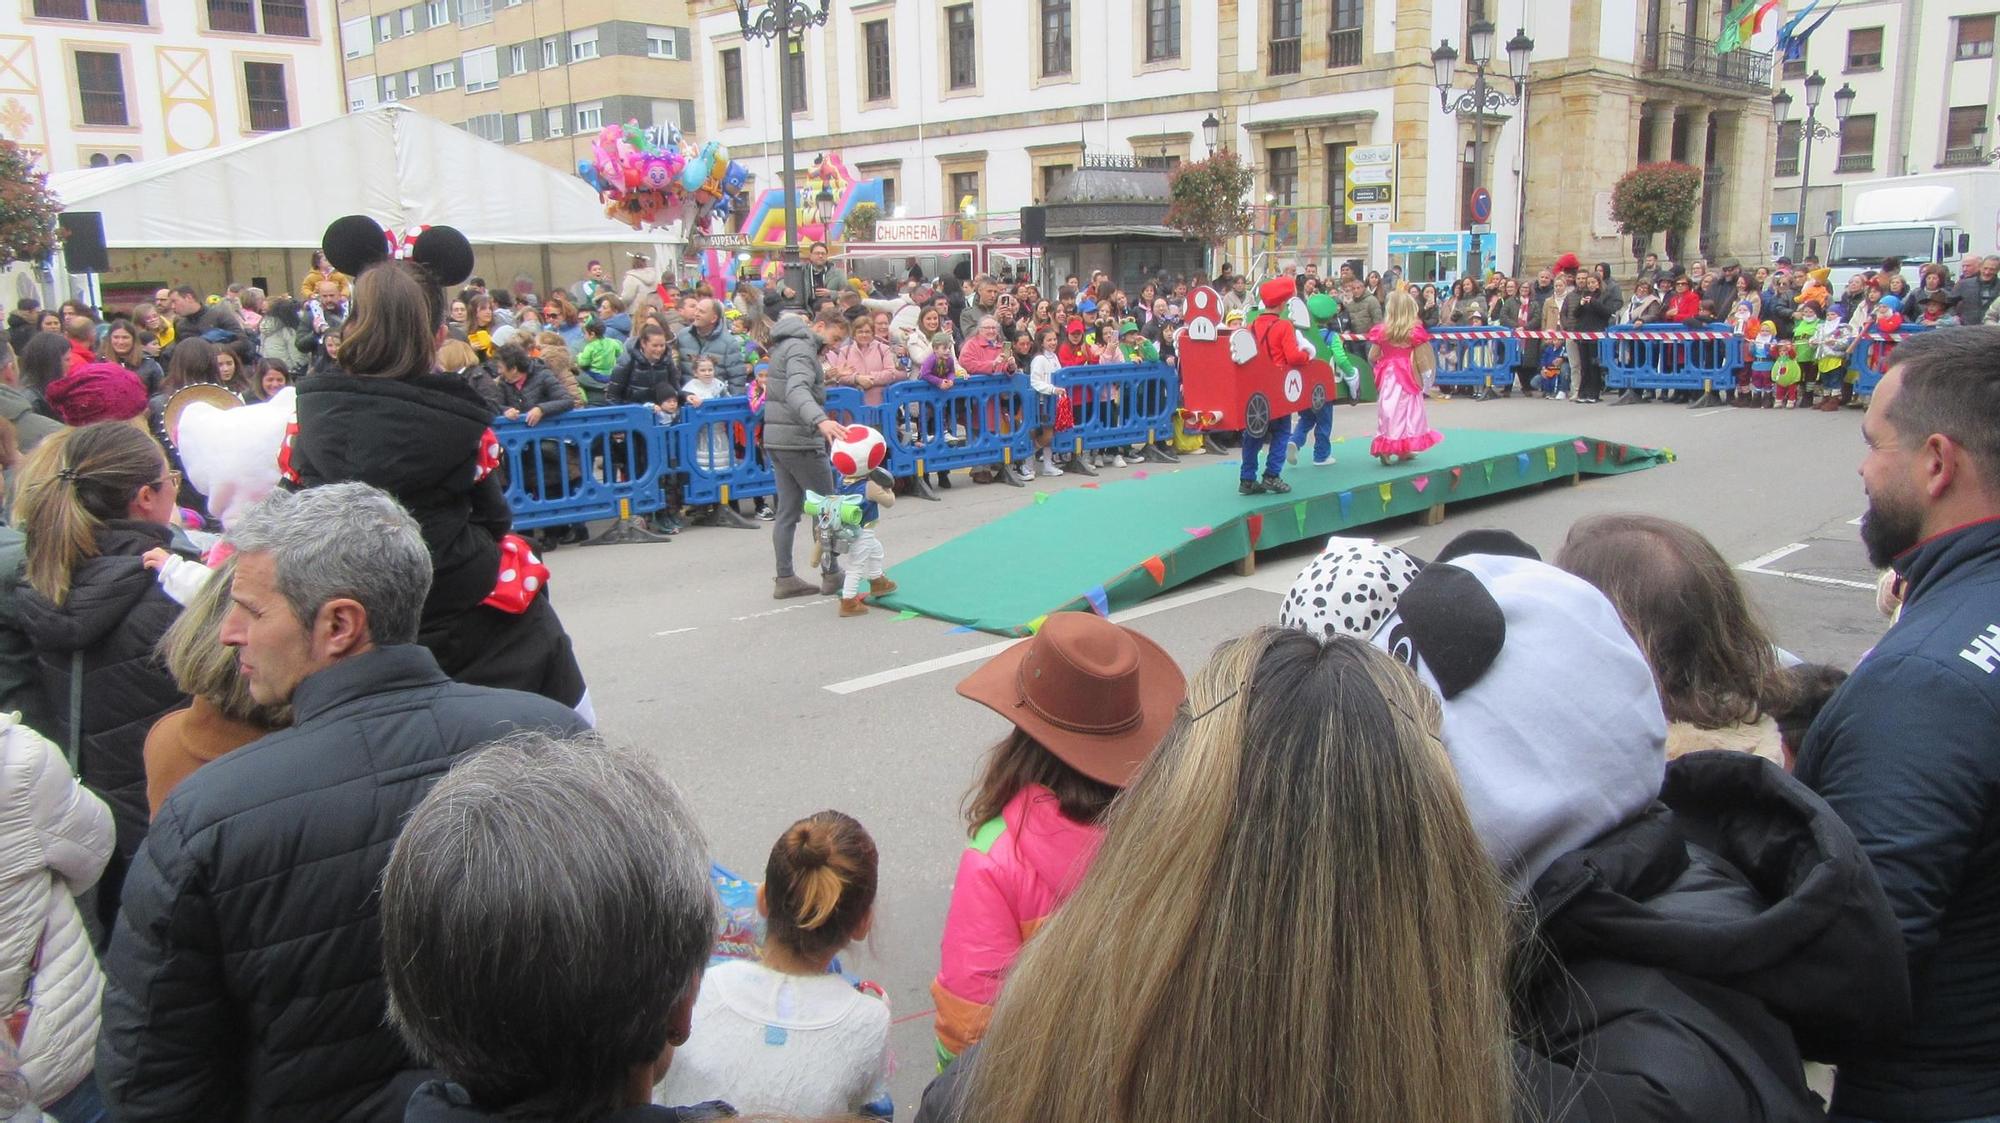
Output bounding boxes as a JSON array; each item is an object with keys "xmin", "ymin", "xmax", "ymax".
[
  {"xmin": 674, "ymin": 387, "xmax": 879, "ymax": 504},
  {"xmin": 492, "ymin": 405, "xmax": 671, "ymax": 530},
  {"xmin": 1428, "ymin": 327, "xmax": 1521, "ymax": 390},
  {"xmin": 880, "ymin": 374, "xmax": 1034, "ymax": 479},
  {"xmin": 1852, "ymin": 325, "xmax": 1928, "ymax": 397},
  {"xmin": 1599, "ymin": 323, "xmax": 1740, "ymax": 392},
  {"xmin": 1051, "ymin": 362, "xmax": 1180, "ymax": 452}
]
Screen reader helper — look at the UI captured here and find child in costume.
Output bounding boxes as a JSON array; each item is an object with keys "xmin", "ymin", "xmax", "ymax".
[
  {"xmin": 934, "ymin": 612, "xmax": 1186, "ymax": 1071},
  {"xmin": 1771, "ymin": 333, "xmax": 1803, "ymax": 409},
  {"xmin": 807, "ymin": 425, "xmax": 897, "ymax": 618},
  {"xmin": 1240, "ymin": 277, "xmax": 1311, "ymax": 496},
  {"xmin": 1289, "ymin": 292, "xmax": 1359, "ymax": 467},
  {"xmin": 657, "ymin": 812, "xmax": 892, "ymax": 1118},
  {"xmin": 1368, "ymin": 289, "xmax": 1442, "ymax": 466},
  {"xmin": 1743, "ymin": 321, "xmax": 1776, "ymax": 408}
]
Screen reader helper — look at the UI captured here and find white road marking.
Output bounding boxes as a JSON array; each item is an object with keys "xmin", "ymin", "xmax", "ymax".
[
  {"xmin": 1737, "ymin": 542, "xmax": 1877, "ymax": 591},
  {"xmin": 824, "ymin": 580, "xmax": 1249, "ymax": 695},
  {"xmin": 731, "ymin": 601, "xmax": 824, "ymax": 622},
  {"xmin": 1739, "ymin": 543, "xmax": 1810, "ymax": 570},
  {"xmin": 653, "ymin": 627, "xmax": 698, "ymax": 637},
  {"xmin": 1689, "ymin": 407, "xmax": 1733, "ymax": 417}
]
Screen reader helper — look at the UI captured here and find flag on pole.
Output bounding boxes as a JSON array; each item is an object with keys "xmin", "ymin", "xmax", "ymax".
[
  {"xmin": 1783, "ymin": 0, "xmax": 1842, "ymax": 61},
  {"xmin": 1717, "ymin": 0, "xmax": 1758, "ymax": 53}
]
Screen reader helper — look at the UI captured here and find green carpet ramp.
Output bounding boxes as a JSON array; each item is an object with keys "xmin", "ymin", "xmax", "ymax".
[{"xmin": 875, "ymin": 428, "xmax": 1671, "ymax": 636}]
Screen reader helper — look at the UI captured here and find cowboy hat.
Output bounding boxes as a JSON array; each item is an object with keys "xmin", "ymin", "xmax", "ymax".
[
  {"xmin": 957, "ymin": 611, "xmax": 1186, "ymax": 787},
  {"xmin": 161, "ymin": 383, "xmax": 244, "ymax": 448}
]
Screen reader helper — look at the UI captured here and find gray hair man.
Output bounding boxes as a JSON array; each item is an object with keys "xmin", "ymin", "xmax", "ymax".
[
  {"xmin": 97, "ymin": 483, "xmax": 590, "ymax": 1122},
  {"xmin": 385, "ymin": 734, "xmax": 719, "ymax": 1121},
  {"xmin": 676, "ymin": 297, "xmax": 748, "ymax": 394}
]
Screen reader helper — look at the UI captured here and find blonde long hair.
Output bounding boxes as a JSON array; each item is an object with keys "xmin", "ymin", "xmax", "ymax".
[
  {"xmin": 960, "ymin": 628, "xmax": 1514, "ymax": 1123},
  {"xmin": 1381, "ymin": 288, "xmax": 1421, "ymax": 348},
  {"xmin": 15, "ymin": 423, "xmax": 168, "ymax": 604}
]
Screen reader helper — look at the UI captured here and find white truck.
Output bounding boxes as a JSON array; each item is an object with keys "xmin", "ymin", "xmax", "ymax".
[{"xmin": 1828, "ymin": 171, "xmax": 2000, "ymax": 289}]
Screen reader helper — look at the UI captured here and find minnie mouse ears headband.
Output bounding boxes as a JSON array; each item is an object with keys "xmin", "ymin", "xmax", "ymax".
[{"xmin": 321, "ymin": 215, "xmax": 475, "ymax": 288}]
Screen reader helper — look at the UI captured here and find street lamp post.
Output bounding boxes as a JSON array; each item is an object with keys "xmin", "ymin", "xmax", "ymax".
[
  {"xmin": 1431, "ymin": 23, "xmax": 1532, "ymax": 278},
  {"xmin": 734, "ymin": 0, "xmax": 833, "ymax": 307},
  {"xmin": 1201, "ymin": 111, "xmax": 1221, "ymax": 156},
  {"xmin": 1772, "ymin": 72, "xmax": 1854, "ymax": 261}
]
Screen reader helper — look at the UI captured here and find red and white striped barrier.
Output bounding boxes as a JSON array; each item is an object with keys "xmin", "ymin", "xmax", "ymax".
[{"xmin": 1328, "ymin": 328, "xmax": 1737, "ymax": 343}]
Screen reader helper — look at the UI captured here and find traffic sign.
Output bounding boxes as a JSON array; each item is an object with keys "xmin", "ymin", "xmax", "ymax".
[
  {"xmin": 1344, "ymin": 143, "xmax": 1399, "ymax": 226},
  {"xmin": 1470, "ymin": 187, "xmax": 1492, "ymax": 223},
  {"xmin": 1348, "ymin": 184, "xmax": 1392, "ymax": 204}
]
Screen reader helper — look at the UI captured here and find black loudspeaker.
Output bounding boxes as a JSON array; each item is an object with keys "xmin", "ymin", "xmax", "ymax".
[
  {"xmin": 58, "ymin": 211, "xmax": 109, "ymax": 273},
  {"xmin": 1020, "ymin": 206, "xmax": 1047, "ymax": 246}
]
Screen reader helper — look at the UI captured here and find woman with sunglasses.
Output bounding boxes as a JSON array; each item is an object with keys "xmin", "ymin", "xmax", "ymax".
[{"xmin": 13, "ymin": 422, "xmax": 194, "ymax": 938}]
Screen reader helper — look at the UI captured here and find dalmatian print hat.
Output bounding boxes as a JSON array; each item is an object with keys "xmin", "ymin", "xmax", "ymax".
[{"xmin": 1280, "ymin": 537, "xmax": 1423, "ymax": 642}]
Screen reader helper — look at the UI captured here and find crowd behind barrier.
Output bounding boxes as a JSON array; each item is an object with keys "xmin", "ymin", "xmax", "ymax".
[{"xmin": 492, "ymin": 322, "xmax": 1930, "ymax": 525}]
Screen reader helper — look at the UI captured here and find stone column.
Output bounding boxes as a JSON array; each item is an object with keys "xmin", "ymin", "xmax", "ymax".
[
  {"xmin": 1392, "ymin": 0, "xmax": 1436, "ymax": 251},
  {"xmin": 1680, "ymin": 105, "xmax": 1712, "ymax": 263}
]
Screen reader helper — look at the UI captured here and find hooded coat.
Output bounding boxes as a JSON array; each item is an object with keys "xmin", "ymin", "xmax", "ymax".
[
  {"xmin": 761, "ymin": 316, "xmax": 831, "ymax": 453},
  {"xmin": 288, "ymin": 372, "xmax": 584, "ymax": 707},
  {"xmin": 14, "ymin": 521, "xmax": 189, "ymax": 936},
  {"xmin": 1517, "ymin": 750, "xmax": 1909, "ymax": 1122}
]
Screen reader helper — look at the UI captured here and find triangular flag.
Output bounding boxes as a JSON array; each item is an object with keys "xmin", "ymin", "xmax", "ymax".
[
  {"xmin": 1450, "ymin": 466, "xmax": 1463, "ymax": 489},
  {"xmin": 1080, "ymin": 482, "xmax": 1100, "ymax": 490},
  {"xmin": 1338, "ymin": 490, "xmax": 1354, "ymax": 520},
  {"xmin": 1293, "ymin": 499, "xmax": 1308, "ymax": 535},
  {"xmin": 1516, "ymin": 452, "xmax": 1530, "ymax": 475},
  {"xmin": 1412, "ymin": 475, "xmax": 1429, "ymax": 494},
  {"xmin": 1545, "ymin": 446, "xmax": 1558, "ymax": 472},
  {"xmin": 1246, "ymin": 513, "xmax": 1264, "ymax": 546},
  {"xmin": 1184, "ymin": 525, "xmax": 1212, "ymax": 538},
  {"xmin": 1483, "ymin": 461, "xmax": 1494, "ymax": 483},
  {"xmin": 1033, "ymin": 492, "xmax": 1049, "ymax": 504},
  {"xmin": 1377, "ymin": 482, "xmax": 1393, "ymax": 508},
  {"xmin": 1596, "ymin": 442, "xmax": 1608, "ymax": 464},
  {"xmin": 896, "ymin": 609, "xmax": 919, "ymax": 621},
  {"xmin": 1084, "ymin": 586, "xmax": 1109, "ymax": 616},
  {"xmin": 1132, "ymin": 470, "xmax": 1149, "ymax": 479},
  {"xmin": 1572, "ymin": 439, "xmax": 1589, "ymax": 454},
  {"xmin": 1026, "ymin": 614, "xmax": 1049, "ymax": 634},
  {"xmin": 1142, "ymin": 555, "xmax": 1166, "ymax": 585},
  {"xmin": 946, "ymin": 624, "xmax": 975, "ymax": 634}
]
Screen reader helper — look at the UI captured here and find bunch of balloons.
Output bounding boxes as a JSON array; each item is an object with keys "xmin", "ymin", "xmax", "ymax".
[{"xmin": 576, "ymin": 121, "xmax": 751, "ymax": 232}]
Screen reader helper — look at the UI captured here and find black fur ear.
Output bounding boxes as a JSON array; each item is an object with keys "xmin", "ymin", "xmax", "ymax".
[
  {"xmin": 412, "ymin": 226, "xmax": 475, "ymax": 287},
  {"xmin": 1396, "ymin": 562, "xmax": 1504, "ymax": 699},
  {"xmin": 1431, "ymin": 528, "xmax": 1541, "ymax": 566},
  {"xmin": 322, "ymin": 215, "xmax": 388, "ymax": 276}
]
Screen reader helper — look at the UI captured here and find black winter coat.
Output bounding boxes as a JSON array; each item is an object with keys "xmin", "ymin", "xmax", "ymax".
[
  {"xmin": 405, "ymin": 1081, "xmax": 734, "ymax": 1122},
  {"xmin": 289, "ymin": 372, "xmax": 585, "ymax": 707},
  {"xmin": 1798, "ymin": 517, "xmax": 2000, "ymax": 1120},
  {"xmin": 608, "ymin": 348, "xmax": 683, "ymax": 407},
  {"xmin": 97, "ymin": 645, "xmax": 590, "ymax": 1123},
  {"xmin": 14, "ymin": 520, "xmax": 189, "ymax": 936},
  {"xmin": 1517, "ymin": 751, "xmax": 1909, "ymax": 1122},
  {"xmin": 495, "ymin": 365, "xmax": 577, "ymax": 418}
]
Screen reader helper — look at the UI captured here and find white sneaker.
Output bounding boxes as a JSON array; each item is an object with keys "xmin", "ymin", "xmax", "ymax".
[
  {"xmin": 1017, "ymin": 465, "xmax": 1036, "ymax": 480},
  {"xmin": 1113, "ymin": 454, "xmax": 1128, "ymax": 468},
  {"xmin": 1312, "ymin": 453, "xmax": 1335, "ymax": 467},
  {"xmin": 1554, "ymin": 391, "xmax": 1568, "ymax": 401},
  {"xmin": 1042, "ymin": 462, "xmax": 1064, "ymax": 476}
]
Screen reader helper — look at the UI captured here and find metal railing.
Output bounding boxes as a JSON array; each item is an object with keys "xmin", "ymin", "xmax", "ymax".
[
  {"xmin": 1775, "ymin": 155, "xmax": 1800, "ymax": 176},
  {"xmin": 1270, "ymin": 37, "xmax": 1301, "ymax": 75},
  {"xmin": 1941, "ymin": 147, "xmax": 1987, "ymax": 167},
  {"xmin": 1327, "ymin": 26, "xmax": 1361, "ymax": 68},
  {"xmin": 1835, "ymin": 152, "xmax": 1874, "ymax": 173},
  {"xmin": 1641, "ymin": 31, "xmax": 1773, "ymax": 92}
]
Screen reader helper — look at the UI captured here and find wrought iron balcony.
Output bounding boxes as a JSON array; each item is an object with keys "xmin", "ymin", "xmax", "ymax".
[
  {"xmin": 1641, "ymin": 31, "xmax": 1773, "ymax": 93},
  {"xmin": 1327, "ymin": 26, "xmax": 1362, "ymax": 68},
  {"xmin": 1835, "ymin": 152, "xmax": 1874, "ymax": 173},
  {"xmin": 1941, "ymin": 147, "xmax": 1988, "ymax": 167},
  {"xmin": 1270, "ymin": 37, "xmax": 1301, "ymax": 76}
]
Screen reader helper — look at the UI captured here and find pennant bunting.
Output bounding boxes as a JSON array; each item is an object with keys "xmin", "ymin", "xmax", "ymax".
[
  {"xmin": 1483, "ymin": 461, "xmax": 1494, "ymax": 483},
  {"xmin": 1338, "ymin": 490, "xmax": 1354, "ymax": 520},
  {"xmin": 1378, "ymin": 482, "xmax": 1393, "ymax": 508},
  {"xmin": 1084, "ymin": 586, "xmax": 1109, "ymax": 616},
  {"xmin": 1572, "ymin": 439, "xmax": 1589, "ymax": 454},
  {"xmin": 1516, "ymin": 452, "xmax": 1530, "ymax": 475},
  {"xmin": 1450, "ymin": 466, "xmax": 1464, "ymax": 489},
  {"xmin": 946, "ymin": 624, "xmax": 975, "ymax": 634},
  {"xmin": 1132, "ymin": 470, "xmax": 1149, "ymax": 480},
  {"xmin": 1545, "ymin": 446, "xmax": 1557, "ymax": 472},
  {"xmin": 1080, "ymin": 482, "xmax": 1100, "ymax": 490},
  {"xmin": 1026, "ymin": 614, "xmax": 1049, "ymax": 634},
  {"xmin": 1033, "ymin": 492, "xmax": 1049, "ymax": 504},
  {"xmin": 1142, "ymin": 555, "xmax": 1167, "ymax": 585},
  {"xmin": 1184, "ymin": 525, "xmax": 1213, "ymax": 538},
  {"xmin": 896, "ymin": 609, "xmax": 919, "ymax": 621},
  {"xmin": 1596, "ymin": 442, "xmax": 1608, "ymax": 464},
  {"xmin": 1293, "ymin": 499, "xmax": 1308, "ymax": 535},
  {"xmin": 1246, "ymin": 513, "xmax": 1264, "ymax": 546},
  {"xmin": 1412, "ymin": 475, "xmax": 1430, "ymax": 494}
]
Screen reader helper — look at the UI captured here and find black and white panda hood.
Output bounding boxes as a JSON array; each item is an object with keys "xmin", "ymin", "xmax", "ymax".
[{"xmin": 1371, "ymin": 551, "xmax": 1669, "ymax": 895}]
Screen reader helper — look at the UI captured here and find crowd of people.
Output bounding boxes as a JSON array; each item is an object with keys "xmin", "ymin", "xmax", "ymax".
[{"xmin": 0, "ymin": 228, "xmax": 1994, "ymax": 1122}]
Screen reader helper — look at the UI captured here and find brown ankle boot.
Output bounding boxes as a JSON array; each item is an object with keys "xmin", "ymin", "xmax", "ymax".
[
  {"xmin": 840, "ymin": 596, "xmax": 869, "ymax": 617},
  {"xmin": 868, "ymin": 576, "xmax": 898, "ymax": 598}
]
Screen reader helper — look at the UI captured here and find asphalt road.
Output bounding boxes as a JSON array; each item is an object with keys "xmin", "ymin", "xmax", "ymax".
[{"xmin": 543, "ymin": 392, "xmax": 1886, "ymax": 1116}]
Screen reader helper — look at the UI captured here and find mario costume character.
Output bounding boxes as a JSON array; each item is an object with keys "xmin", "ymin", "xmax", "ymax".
[{"xmin": 1239, "ymin": 277, "xmax": 1310, "ymax": 496}]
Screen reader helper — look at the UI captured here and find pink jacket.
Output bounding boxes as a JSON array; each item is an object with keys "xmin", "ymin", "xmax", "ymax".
[
  {"xmin": 956, "ymin": 333, "xmax": 1013, "ymax": 375},
  {"xmin": 827, "ymin": 339, "xmax": 902, "ymax": 406},
  {"xmin": 931, "ymin": 784, "xmax": 1103, "ymax": 1067}
]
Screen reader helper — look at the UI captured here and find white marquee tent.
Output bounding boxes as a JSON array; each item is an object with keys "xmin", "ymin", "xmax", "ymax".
[{"xmin": 48, "ymin": 105, "xmax": 663, "ymax": 250}]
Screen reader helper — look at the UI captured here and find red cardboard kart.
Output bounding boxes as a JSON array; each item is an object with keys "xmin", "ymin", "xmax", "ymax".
[{"xmin": 1177, "ymin": 285, "xmax": 1342, "ymax": 439}]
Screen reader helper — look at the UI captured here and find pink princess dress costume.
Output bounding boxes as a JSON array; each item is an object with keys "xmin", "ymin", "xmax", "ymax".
[{"xmin": 1368, "ymin": 321, "xmax": 1443, "ymax": 460}]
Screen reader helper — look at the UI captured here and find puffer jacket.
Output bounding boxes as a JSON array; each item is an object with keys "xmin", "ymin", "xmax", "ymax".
[
  {"xmin": 289, "ymin": 370, "xmax": 585, "ymax": 710},
  {"xmin": 0, "ymin": 715, "xmax": 113, "ymax": 1107},
  {"xmin": 0, "ymin": 527, "xmax": 53, "ymax": 734},
  {"xmin": 762, "ymin": 316, "xmax": 831, "ymax": 453},
  {"xmin": 1517, "ymin": 750, "xmax": 1909, "ymax": 1122},
  {"xmin": 932, "ymin": 784, "xmax": 1104, "ymax": 1068},
  {"xmin": 14, "ymin": 520, "xmax": 189, "ymax": 937},
  {"xmin": 1798, "ymin": 516, "xmax": 2000, "ymax": 1120},
  {"xmin": 97, "ymin": 644, "xmax": 590, "ymax": 1123},
  {"xmin": 608, "ymin": 348, "xmax": 683, "ymax": 407},
  {"xmin": 678, "ymin": 321, "xmax": 748, "ymax": 394}
]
